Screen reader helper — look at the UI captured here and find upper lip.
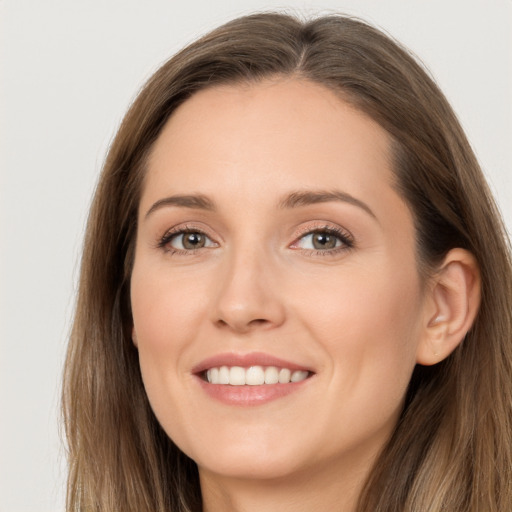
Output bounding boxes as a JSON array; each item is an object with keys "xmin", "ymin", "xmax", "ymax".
[{"xmin": 191, "ymin": 352, "xmax": 314, "ymax": 375}]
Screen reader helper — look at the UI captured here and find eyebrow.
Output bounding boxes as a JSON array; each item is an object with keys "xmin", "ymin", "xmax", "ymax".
[
  {"xmin": 145, "ymin": 194, "xmax": 215, "ymax": 218},
  {"xmin": 144, "ymin": 189, "xmax": 376, "ymax": 220},
  {"xmin": 279, "ymin": 190, "xmax": 376, "ymax": 219}
]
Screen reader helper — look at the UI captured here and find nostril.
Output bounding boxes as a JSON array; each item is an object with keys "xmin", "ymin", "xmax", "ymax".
[
  {"xmin": 249, "ymin": 319, "xmax": 269, "ymax": 326},
  {"xmin": 215, "ymin": 317, "xmax": 271, "ymax": 332}
]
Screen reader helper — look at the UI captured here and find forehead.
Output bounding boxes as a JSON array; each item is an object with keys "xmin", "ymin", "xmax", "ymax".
[{"xmin": 143, "ymin": 78, "xmax": 396, "ymax": 210}]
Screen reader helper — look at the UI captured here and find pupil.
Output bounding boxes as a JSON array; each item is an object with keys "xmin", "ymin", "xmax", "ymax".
[
  {"xmin": 313, "ymin": 232, "xmax": 336, "ymax": 249},
  {"xmin": 183, "ymin": 232, "xmax": 205, "ymax": 249}
]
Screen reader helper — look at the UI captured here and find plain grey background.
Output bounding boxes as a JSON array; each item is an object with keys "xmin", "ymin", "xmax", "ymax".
[{"xmin": 1, "ymin": 1, "xmax": 510, "ymax": 510}]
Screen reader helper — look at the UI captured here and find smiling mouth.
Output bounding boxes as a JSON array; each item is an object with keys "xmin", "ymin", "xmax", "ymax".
[{"xmin": 203, "ymin": 365, "xmax": 312, "ymax": 385}]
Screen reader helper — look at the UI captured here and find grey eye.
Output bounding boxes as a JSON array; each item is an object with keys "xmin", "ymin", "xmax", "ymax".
[
  {"xmin": 170, "ymin": 232, "xmax": 212, "ymax": 250},
  {"xmin": 311, "ymin": 232, "xmax": 338, "ymax": 249},
  {"xmin": 297, "ymin": 231, "xmax": 342, "ymax": 250}
]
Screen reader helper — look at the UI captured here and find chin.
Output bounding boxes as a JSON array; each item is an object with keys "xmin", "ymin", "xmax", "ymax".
[
  {"xmin": 196, "ymin": 450, "xmax": 309, "ymax": 482},
  {"xmin": 180, "ymin": 430, "xmax": 313, "ymax": 481}
]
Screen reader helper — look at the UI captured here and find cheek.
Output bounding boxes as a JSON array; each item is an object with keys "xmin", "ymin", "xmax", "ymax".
[
  {"xmin": 130, "ymin": 263, "xmax": 208, "ymax": 397},
  {"xmin": 130, "ymin": 264, "xmax": 211, "ymax": 441},
  {"xmin": 295, "ymin": 261, "xmax": 423, "ymax": 395},
  {"xmin": 131, "ymin": 263, "xmax": 206, "ymax": 349},
  {"xmin": 302, "ymin": 258, "xmax": 420, "ymax": 330}
]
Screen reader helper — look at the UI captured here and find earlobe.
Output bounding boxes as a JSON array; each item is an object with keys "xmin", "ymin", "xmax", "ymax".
[{"xmin": 416, "ymin": 248, "xmax": 481, "ymax": 366}]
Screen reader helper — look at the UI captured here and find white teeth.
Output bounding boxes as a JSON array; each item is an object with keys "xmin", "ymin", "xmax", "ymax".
[
  {"xmin": 218, "ymin": 366, "xmax": 230, "ymax": 384},
  {"xmin": 278, "ymin": 368, "xmax": 291, "ymax": 383},
  {"xmin": 264, "ymin": 366, "xmax": 279, "ymax": 384},
  {"xmin": 291, "ymin": 370, "xmax": 309, "ymax": 382},
  {"xmin": 205, "ymin": 365, "xmax": 310, "ymax": 385},
  {"xmin": 229, "ymin": 366, "xmax": 245, "ymax": 386},
  {"xmin": 246, "ymin": 366, "xmax": 265, "ymax": 385},
  {"xmin": 206, "ymin": 367, "xmax": 218, "ymax": 384}
]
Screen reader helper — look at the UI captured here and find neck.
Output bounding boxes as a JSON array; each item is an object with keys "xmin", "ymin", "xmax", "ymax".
[{"xmin": 199, "ymin": 452, "xmax": 375, "ymax": 512}]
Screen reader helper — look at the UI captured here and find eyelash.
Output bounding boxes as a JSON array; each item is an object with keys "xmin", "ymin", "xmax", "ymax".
[
  {"xmin": 157, "ymin": 223, "xmax": 354, "ymax": 256},
  {"xmin": 291, "ymin": 224, "xmax": 354, "ymax": 256},
  {"xmin": 157, "ymin": 224, "xmax": 217, "ymax": 255}
]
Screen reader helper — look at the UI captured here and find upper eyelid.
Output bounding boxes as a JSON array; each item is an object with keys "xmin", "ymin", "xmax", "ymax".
[
  {"xmin": 292, "ymin": 223, "xmax": 354, "ymax": 240},
  {"xmin": 161, "ymin": 223, "xmax": 217, "ymax": 240}
]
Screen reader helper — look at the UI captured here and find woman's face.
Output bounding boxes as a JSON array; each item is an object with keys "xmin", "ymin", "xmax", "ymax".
[{"xmin": 131, "ymin": 79, "xmax": 430, "ymax": 482}]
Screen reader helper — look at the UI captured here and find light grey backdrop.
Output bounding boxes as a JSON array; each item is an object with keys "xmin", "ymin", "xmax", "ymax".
[{"xmin": 1, "ymin": 1, "xmax": 510, "ymax": 510}]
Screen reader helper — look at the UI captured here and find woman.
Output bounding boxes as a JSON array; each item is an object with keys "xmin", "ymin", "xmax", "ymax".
[{"xmin": 62, "ymin": 12, "xmax": 512, "ymax": 511}]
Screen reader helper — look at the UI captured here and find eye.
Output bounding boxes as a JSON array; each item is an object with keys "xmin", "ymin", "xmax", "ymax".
[
  {"xmin": 299, "ymin": 232, "xmax": 340, "ymax": 250},
  {"xmin": 160, "ymin": 229, "xmax": 217, "ymax": 252},
  {"xmin": 292, "ymin": 227, "xmax": 353, "ymax": 252}
]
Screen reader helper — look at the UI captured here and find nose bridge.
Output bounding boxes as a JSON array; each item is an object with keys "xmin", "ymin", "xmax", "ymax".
[{"xmin": 213, "ymin": 241, "xmax": 285, "ymax": 332}]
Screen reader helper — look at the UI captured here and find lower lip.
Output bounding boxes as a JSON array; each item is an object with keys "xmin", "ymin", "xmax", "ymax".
[{"xmin": 196, "ymin": 376, "xmax": 311, "ymax": 406}]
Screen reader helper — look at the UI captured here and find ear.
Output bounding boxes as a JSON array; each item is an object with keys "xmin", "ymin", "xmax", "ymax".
[
  {"xmin": 416, "ymin": 248, "xmax": 481, "ymax": 366},
  {"xmin": 132, "ymin": 327, "xmax": 139, "ymax": 348}
]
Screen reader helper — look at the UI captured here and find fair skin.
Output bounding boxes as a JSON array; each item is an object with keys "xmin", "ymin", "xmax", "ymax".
[{"xmin": 130, "ymin": 79, "xmax": 479, "ymax": 512}]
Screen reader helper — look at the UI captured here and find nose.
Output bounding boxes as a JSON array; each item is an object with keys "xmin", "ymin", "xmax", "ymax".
[{"xmin": 212, "ymin": 248, "xmax": 286, "ymax": 334}]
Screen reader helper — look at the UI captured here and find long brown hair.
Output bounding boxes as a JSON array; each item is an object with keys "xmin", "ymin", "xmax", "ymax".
[{"xmin": 62, "ymin": 13, "xmax": 512, "ymax": 511}]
